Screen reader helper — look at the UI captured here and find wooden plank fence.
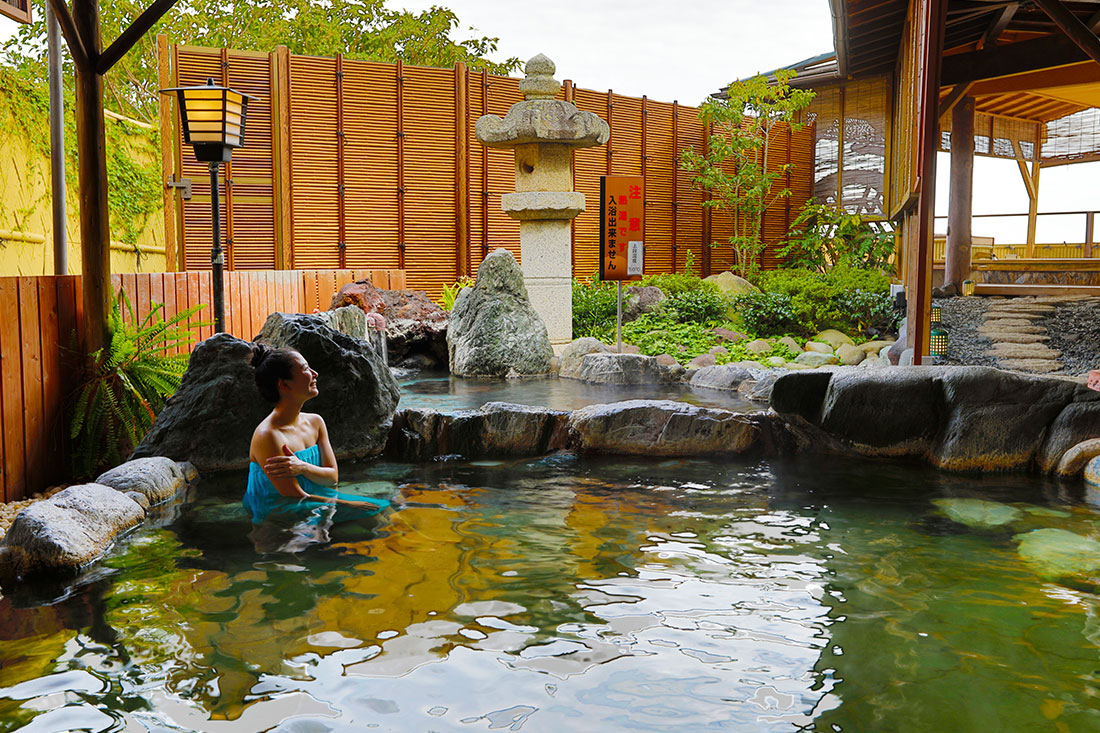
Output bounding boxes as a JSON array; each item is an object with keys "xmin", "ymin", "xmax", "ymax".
[{"xmin": 0, "ymin": 268, "xmax": 402, "ymax": 503}]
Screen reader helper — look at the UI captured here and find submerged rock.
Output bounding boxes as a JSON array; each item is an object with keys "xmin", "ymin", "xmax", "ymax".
[
  {"xmin": 447, "ymin": 249, "xmax": 553, "ymax": 377},
  {"xmin": 567, "ymin": 399, "xmax": 757, "ymax": 456},
  {"xmin": 0, "ymin": 484, "xmax": 145, "ymax": 578},
  {"xmin": 690, "ymin": 362, "xmax": 773, "ymax": 392},
  {"xmin": 932, "ymin": 498, "xmax": 1023, "ymax": 529},
  {"xmin": 571, "ymin": 353, "xmax": 668, "ymax": 385},
  {"xmin": 1015, "ymin": 528, "xmax": 1100, "ymax": 586},
  {"xmin": 133, "ymin": 313, "xmax": 399, "ymax": 472}
]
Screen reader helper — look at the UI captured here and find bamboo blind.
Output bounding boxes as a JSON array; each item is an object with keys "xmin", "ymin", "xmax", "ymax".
[{"xmin": 168, "ymin": 42, "xmax": 816, "ymax": 296}]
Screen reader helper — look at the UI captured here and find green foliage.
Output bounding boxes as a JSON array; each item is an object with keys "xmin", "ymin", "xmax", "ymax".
[
  {"xmin": 664, "ymin": 288, "xmax": 728, "ymax": 324},
  {"xmin": 738, "ymin": 266, "xmax": 898, "ymax": 338},
  {"xmin": 620, "ymin": 315, "xmax": 719, "ymax": 362},
  {"xmin": 638, "ymin": 271, "xmax": 717, "ymax": 297},
  {"xmin": 680, "ymin": 71, "xmax": 815, "ymax": 279},
  {"xmin": 438, "ymin": 276, "xmax": 473, "ymax": 311},
  {"xmin": 1, "ymin": 0, "xmax": 520, "ymax": 122},
  {"xmin": 782, "ymin": 199, "xmax": 896, "ymax": 273},
  {"xmin": 69, "ymin": 290, "xmax": 207, "ymax": 478},
  {"xmin": 572, "ymin": 277, "xmax": 618, "ymax": 339},
  {"xmin": 0, "ymin": 66, "xmax": 162, "ymax": 249}
]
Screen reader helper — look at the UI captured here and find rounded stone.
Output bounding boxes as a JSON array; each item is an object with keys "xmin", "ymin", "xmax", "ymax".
[
  {"xmin": 1084, "ymin": 454, "xmax": 1100, "ymax": 488},
  {"xmin": 525, "ymin": 53, "xmax": 555, "ymax": 76}
]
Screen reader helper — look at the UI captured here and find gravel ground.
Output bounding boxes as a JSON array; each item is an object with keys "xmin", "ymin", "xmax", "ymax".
[
  {"xmin": 1043, "ymin": 298, "xmax": 1100, "ymax": 376},
  {"xmin": 936, "ymin": 296, "xmax": 998, "ymax": 368}
]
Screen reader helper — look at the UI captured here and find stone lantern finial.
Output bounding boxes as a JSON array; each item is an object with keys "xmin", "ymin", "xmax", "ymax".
[{"xmin": 519, "ymin": 53, "xmax": 560, "ymax": 100}]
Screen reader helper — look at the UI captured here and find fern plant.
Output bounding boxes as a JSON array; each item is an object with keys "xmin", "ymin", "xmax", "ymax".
[
  {"xmin": 439, "ymin": 276, "xmax": 474, "ymax": 311},
  {"xmin": 69, "ymin": 290, "xmax": 207, "ymax": 478}
]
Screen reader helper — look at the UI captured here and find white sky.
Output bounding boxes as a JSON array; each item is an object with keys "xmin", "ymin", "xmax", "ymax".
[{"xmin": 3, "ymin": 2, "xmax": 1098, "ymax": 244}]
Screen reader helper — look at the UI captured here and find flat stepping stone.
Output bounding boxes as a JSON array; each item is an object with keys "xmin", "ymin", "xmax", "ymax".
[
  {"xmin": 988, "ymin": 342, "xmax": 1061, "ymax": 359},
  {"xmin": 986, "ymin": 305, "xmax": 1055, "ymax": 315},
  {"xmin": 978, "ymin": 324, "xmax": 1047, "ymax": 335},
  {"xmin": 983, "ymin": 313, "xmax": 1045, "ymax": 323},
  {"xmin": 979, "ymin": 331, "xmax": 1048, "ymax": 344},
  {"xmin": 998, "ymin": 359, "xmax": 1065, "ymax": 374}
]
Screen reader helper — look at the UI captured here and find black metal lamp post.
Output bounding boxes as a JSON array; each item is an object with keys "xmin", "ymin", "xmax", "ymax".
[{"xmin": 161, "ymin": 78, "xmax": 256, "ymax": 332}]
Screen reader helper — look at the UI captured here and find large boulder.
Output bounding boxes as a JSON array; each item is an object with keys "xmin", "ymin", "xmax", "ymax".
[
  {"xmin": 623, "ymin": 286, "xmax": 666, "ymax": 322},
  {"xmin": 387, "ymin": 402, "xmax": 569, "ymax": 460},
  {"xmin": 690, "ymin": 362, "xmax": 773, "ymax": 392},
  {"xmin": 330, "ymin": 280, "xmax": 386, "ymax": 315},
  {"xmin": 447, "ymin": 249, "xmax": 553, "ymax": 377},
  {"xmin": 94, "ymin": 457, "xmax": 194, "ymax": 506},
  {"xmin": 133, "ymin": 313, "xmax": 400, "ymax": 471},
  {"xmin": 568, "ymin": 400, "xmax": 758, "ymax": 456},
  {"xmin": 558, "ymin": 337, "xmax": 615, "ymax": 379},
  {"xmin": 314, "ymin": 305, "xmax": 370, "ymax": 341},
  {"xmin": 770, "ymin": 366, "xmax": 1084, "ymax": 472},
  {"xmin": 0, "ymin": 484, "xmax": 145, "ymax": 578},
  {"xmin": 704, "ymin": 271, "xmax": 759, "ymax": 299}
]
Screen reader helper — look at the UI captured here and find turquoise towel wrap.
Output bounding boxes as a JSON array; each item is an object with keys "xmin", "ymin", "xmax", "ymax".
[{"xmin": 244, "ymin": 444, "xmax": 389, "ymax": 524}]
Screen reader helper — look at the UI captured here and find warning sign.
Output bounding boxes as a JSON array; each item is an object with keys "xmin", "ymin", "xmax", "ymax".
[{"xmin": 599, "ymin": 176, "xmax": 644, "ymax": 281}]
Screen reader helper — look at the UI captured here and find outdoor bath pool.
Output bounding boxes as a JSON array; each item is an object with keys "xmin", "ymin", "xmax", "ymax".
[{"xmin": 1, "ymin": 385, "xmax": 1099, "ymax": 731}]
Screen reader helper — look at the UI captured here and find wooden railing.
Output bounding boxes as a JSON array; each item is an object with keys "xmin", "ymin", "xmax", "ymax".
[{"xmin": 0, "ymin": 268, "xmax": 403, "ymax": 503}]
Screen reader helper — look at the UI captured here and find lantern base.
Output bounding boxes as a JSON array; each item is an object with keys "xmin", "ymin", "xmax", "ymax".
[{"xmin": 192, "ymin": 143, "xmax": 234, "ymax": 163}]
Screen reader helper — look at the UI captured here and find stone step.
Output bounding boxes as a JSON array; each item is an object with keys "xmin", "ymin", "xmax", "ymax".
[
  {"xmin": 997, "ymin": 359, "xmax": 1065, "ymax": 374},
  {"xmin": 985, "ymin": 305, "xmax": 1056, "ymax": 315},
  {"xmin": 978, "ymin": 324, "xmax": 1047, "ymax": 336},
  {"xmin": 982, "ymin": 313, "xmax": 1045, "ymax": 323},
  {"xmin": 987, "ymin": 342, "xmax": 1061, "ymax": 359},
  {"xmin": 978, "ymin": 331, "xmax": 1048, "ymax": 344}
]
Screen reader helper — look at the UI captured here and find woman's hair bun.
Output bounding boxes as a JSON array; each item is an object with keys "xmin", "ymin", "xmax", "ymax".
[{"xmin": 250, "ymin": 343, "xmax": 273, "ymax": 369}]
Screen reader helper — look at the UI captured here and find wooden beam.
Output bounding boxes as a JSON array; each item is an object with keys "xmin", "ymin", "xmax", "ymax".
[
  {"xmin": 941, "ymin": 34, "xmax": 1091, "ymax": 86},
  {"xmin": 1031, "ymin": 0, "xmax": 1100, "ymax": 66},
  {"xmin": 157, "ymin": 33, "xmax": 175, "ymax": 272},
  {"xmin": 978, "ymin": 2, "xmax": 1018, "ymax": 49},
  {"xmin": 938, "ymin": 82, "xmax": 974, "ymax": 121},
  {"xmin": 47, "ymin": 0, "xmax": 89, "ymax": 71},
  {"xmin": 1012, "ymin": 140, "xmax": 1037, "ymax": 199},
  {"xmin": 97, "ymin": 0, "xmax": 179, "ymax": 75}
]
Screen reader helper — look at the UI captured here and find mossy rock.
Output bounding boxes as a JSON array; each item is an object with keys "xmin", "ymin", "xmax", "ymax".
[
  {"xmin": 1015, "ymin": 528, "xmax": 1100, "ymax": 588},
  {"xmin": 932, "ymin": 498, "xmax": 1023, "ymax": 529}
]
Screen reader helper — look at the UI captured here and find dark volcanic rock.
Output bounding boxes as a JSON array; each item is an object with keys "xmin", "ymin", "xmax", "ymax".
[
  {"xmin": 567, "ymin": 399, "xmax": 757, "ymax": 456},
  {"xmin": 387, "ymin": 402, "xmax": 568, "ymax": 460},
  {"xmin": 331, "ymin": 281, "xmax": 449, "ymax": 367},
  {"xmin": 133, "ymin": 313, "xmax": 400, "ymax": 471}
]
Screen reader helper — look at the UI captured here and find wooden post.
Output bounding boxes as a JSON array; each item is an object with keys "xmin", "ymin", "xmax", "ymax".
[
  {"xmin": 1026, "ymin": 123, "xmax": 1042, "ymax": 257},
  {"xmin": 908, "ymin": 0, "xmax": 948, "ymax": 364},
  {"xmin": 396, "ymin": 60, "xmax": 406, "ymax": 269},
  {"xmin": 944, "ymin": 96, "xmax": 974, "ymax": 291},
  {"xmin": 74, "ymin": 0, "xmax": 110, "ymax": 353},
  {"xmin": 220, "ymin": 46, "xmax": 235, "ymax": 271},
  {"xmin": 271, "ymin": 45, "xmax": 292, "ymax": 269},
  {"xmin": 157, "ymin": 34, "xmax": 176, "ymax": 271},
  {"xmin": 672, "ymin": 100, "xmax": 678, "ymax": 273},
  {"xmin": 1086, "ymin": 211, "xmax": 1095, "ymax": 258},
  {"xmin": 455, "ymin": 62, "xmax": 469, "ymax": 278},
  {"xmin": 336, "ymin": 53, "xmax": 346, "ymax": 269}
]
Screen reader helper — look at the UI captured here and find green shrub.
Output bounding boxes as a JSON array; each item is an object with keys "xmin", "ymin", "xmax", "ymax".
[
  {"xmin": 664, "ymin": 288, "xmax": 728, "ymax": 324},
  {"xmin": 70, "ymin": 291, "xmax": 206, "ymax": 478},
  {"xmin": 638, "ymin": 271, "xmax": 717, "ymax": 297},
  {"xmin": 734, "ymin": 291, "xmax": 803, "ymax": 337},
  {"xmin": 572, "ymin": 278, "xmax": 618, "ymax": 338},
  {"xmin": 782, "ymin": 199, "xmax": 896, "ymax": 273},
  {"xmin": 832, "ymin": 289, "xmax": 901, "ymax": 337},
  {"xmin": 620, "ymin": 315, "xmax": 719, "ymax": 362}
]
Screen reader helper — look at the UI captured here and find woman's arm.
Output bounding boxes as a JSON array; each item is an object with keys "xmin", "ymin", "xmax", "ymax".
[
  {"xmin": 256, "ymin": 433, "xmax": 367, "ymax": 508},
  {"xmin": 261, "ymin": 415, "xmax": 338, "ymax": 487}
]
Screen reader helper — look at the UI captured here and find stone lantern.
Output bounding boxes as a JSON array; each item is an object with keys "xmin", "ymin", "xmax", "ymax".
[{"xmin": 475, "ymin": 54, "xmax": 609, "ymax": 344}]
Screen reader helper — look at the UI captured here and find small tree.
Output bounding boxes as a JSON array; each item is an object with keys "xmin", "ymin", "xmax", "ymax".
[{"xmin": 680, "ymin": 71, "xmax": 814, "ymax": 279}]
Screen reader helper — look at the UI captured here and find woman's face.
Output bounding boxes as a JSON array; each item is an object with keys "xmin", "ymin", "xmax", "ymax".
[{"xmin": 281, "ymin": 352, "xmax": 319, "ymax": 401}]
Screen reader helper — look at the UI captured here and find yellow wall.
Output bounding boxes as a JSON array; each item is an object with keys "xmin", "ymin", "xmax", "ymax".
[{"xmin": 0, "ymin": 105, "xmax": 165, "ymax": 276}]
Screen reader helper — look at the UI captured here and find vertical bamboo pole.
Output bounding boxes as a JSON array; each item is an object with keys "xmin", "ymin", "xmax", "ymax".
[
  {"xmin": 396, "ymin": 60, "xmax": 406, "ymax": 269},
  {"xmin": 837, "ymin": 85, "xmax": 846, "ymax": 207},
  {"xmin": 640, "ymin": 95, "xmax": 647, "ymax": 273},
  {"xmin": 672, "ymin": 100, "xmax": 679, "ymax": 273},
  {"xmin": 455, "ymin": 62, "xmax": 469, "ymax": 278},
  {"xmin": 336, "ymin": 53, "xmax": 347, "ymax": 268},
  {"xmin": 271, "ymin": 45, "xmax": 292, "ymax": 269},
  {"xmin": 480, "ymin": 69, "xmax": 489, "ymax": 262},
  {"xmin": 157, "ymin": 34, "xmax": 176, "ymax": 272},
  {"xmin": 220, "ymin": 46, "xmax": 235, "ymax": 271}
]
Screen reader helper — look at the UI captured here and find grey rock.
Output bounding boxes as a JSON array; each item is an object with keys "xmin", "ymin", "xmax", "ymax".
[
  {"xmin": 1, "ymin": 484, "xmax": 145, "ymax": 577},
  {"xmin": 887, "ymin": 318, "xmax": 907, "ymax": 365},
  {"xmin": 386, "ymin": 402, "xmax": 568, "ymax": 461},
  {"xmin": 688, "ymin": 353, "xmax": 717, "ymax": 369},
  {"xmin": 558, "ymin": 337, "xmax": 615, "ymax": 378},
  {"xmin": 623, "ymin": 286, "xmax": 666, "ymax": 322},
  {"xmin": 1038, "ymin": 390, "xmax": 1100, "ymax": 472},
  {"xmin": 568, "ymin": 400, "xmax": 757, "ymax": 456},
  {"xmin": 777, "ymin": 336, "xmax": 803, "ymax": 355},
  {"xmin": 804, "ymin": 341, "xmax": 833, "ymax": 354},
  {"xmin": 836, "ymin": 343, "xmax": 866, "ymax": 366},
  {"xmin": 573, "ymin": 353, "xmax": 666, "ymax": 385},
  {"xmin": 709, "ymin": 345, "xmax": 730, "ymax": 356},
  {"xmin": 745, "ymin": 339, "xmax": 771, "ymax": 356},
  {"xmin": 738, "ymin": 372, "xmax": 783, "ymax": 403},
  {"xmin": 447, "ymin": 249, "xmax": 553, "ymax": 377},
  {"xmin": 690, "ymin": 362, "xmax": 772, "ymax": 391},
  {"xmin": 94, "ymin": 457, "xmax": 190, "ymax": 506},
  {"xmin": 794, "ymin": 352, "xmax": 840, "ymax": 367},
  {"xmin": 655, "ymin": 354, "xmax": 679, "ymax": 367},
  {"xmin": 714, "ymin": 327, "xmax": 750, "ymax": 342},
  {"xmin": 133, "ymin": 313, "xmax": 399, "ymax": 472},
  {"xmin": 314, "ymin": 305, "xmax": 369, "ymax": 341}
]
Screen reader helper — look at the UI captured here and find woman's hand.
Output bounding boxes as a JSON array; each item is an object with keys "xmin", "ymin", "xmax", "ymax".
[{"xmin": 264, "ymin": 445, "xmax": 308, "ymax": 479}]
